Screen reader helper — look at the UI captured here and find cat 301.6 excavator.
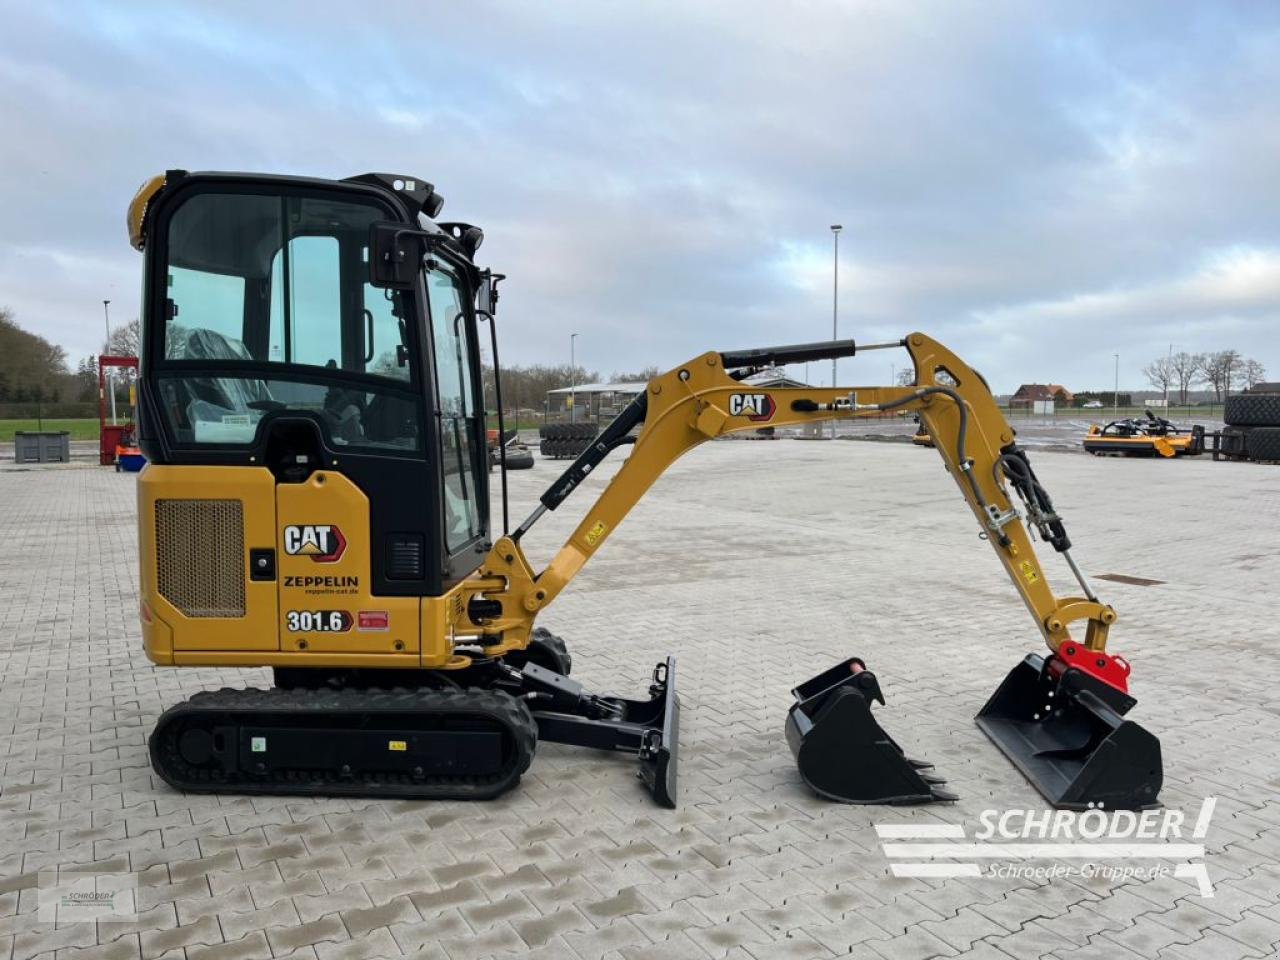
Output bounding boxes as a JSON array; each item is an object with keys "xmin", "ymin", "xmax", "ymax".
[{"xmin": 128, "ymin": 171, "xmax": 1162, "ymax": 812}]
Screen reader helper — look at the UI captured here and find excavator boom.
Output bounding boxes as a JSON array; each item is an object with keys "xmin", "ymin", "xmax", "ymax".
[{"xmin": 466, "ymin": 332, "xmax": 1162, "ymax": 810}]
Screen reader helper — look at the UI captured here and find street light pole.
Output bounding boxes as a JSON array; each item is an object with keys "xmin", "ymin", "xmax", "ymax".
[
  {"xmin": 830, "ymin": 224, "xmax": 842, "ymax": 439},
  {"xmin": 570, "ymin": 333, "xmax": 578, "ymax": 423},
  {"xmin": 1113, "ymin": 353, "xmax": 1119, "ymax": 418},
  {"xmin": 1163, "ymin": 342, "xmax": 1172, "ymax": 408},
  {"xmin": 103, "ymin": 299, "xmax": 117, "ymax": 426}
]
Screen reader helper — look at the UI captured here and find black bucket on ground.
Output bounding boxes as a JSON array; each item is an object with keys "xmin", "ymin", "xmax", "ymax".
[
  {"xmin": 785, "ymin": 658, "xmax": 956, "ymax": 804},
  {"xmin": 976, "ymin": 653, "xmax": 1162, "ymax": 810}
]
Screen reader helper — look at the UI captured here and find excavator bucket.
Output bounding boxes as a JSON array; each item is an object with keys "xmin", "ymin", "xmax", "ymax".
[
  {"xmin": 785, "ymin": 658, "xmax": 956, "ymax": 804},
  {"xmin": 976, "ymin": 653, "xmax": 1162, "ymax": 810}
]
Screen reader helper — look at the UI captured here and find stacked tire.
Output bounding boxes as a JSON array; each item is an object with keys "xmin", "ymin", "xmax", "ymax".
[
  {"xmin": 1223, "ymin": 392, "xmax": 1280, "ymax": 463},
  {"xmin": 539, "ymin": 422, "xmax": 598, "ymax": 459}
]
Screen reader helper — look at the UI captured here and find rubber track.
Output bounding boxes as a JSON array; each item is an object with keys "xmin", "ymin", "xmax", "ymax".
[{"xmin": 149, "ymin": 685, "xmax": 537, "ymax": 800}]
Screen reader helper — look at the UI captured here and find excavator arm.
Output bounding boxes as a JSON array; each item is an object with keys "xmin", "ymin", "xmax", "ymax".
[
  {"xmin": 461, "ymin": 332, "xmax": 1162, "ymax": 811},
  {"xmin": 470, "ymin": 332, "xmax": 1117, "ymax": 673}
]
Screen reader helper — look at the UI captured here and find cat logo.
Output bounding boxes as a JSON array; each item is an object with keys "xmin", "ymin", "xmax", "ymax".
[
  {"xmin": 283, "ymin": 524, "xmax": 347, "ymax": 563},
  {"xmin": 728, "ymin": 393, "xmax": 776, "ymax": 422}
]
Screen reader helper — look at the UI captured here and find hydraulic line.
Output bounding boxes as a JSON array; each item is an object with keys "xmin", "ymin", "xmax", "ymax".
[
  {"xmin": 870, "ymin": 386, "xmax": 1003, "ymax": 540},
  {"xmin": 512, "ymin": 392, "xmax": 649, "ymax": 541},
  {"xmin": 994, "ymin": 449, "xmax": 1098, "ymax": 602}
]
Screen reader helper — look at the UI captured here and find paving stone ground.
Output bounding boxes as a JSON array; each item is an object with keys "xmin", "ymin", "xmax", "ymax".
[{"xmin": 1, "ymin": 439, "xmax": 1278, "ymax": 960}]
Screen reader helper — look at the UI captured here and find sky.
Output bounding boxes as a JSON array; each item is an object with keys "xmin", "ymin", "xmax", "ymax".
[{"xmin": 1, "ymin": 0, "xmax": 1278, "ymax": 393}]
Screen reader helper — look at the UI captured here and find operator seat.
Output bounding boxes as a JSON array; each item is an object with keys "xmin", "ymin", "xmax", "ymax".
[{"xmin": 179, "ymin": 328, "xmax": 273, "ymax": 443}]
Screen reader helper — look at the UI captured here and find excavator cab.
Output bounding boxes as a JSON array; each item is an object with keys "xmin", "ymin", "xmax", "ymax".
[
  {"xmin": 130, "ymin": 172, "xmax": 678, "ymax": 806},
  {"xmin": 135, "ymin": 173, "xmax": 488, "ymax": 601}
]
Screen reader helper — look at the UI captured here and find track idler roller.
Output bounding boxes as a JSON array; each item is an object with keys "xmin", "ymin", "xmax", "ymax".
[
  {"xmin": 976, "ymin": 653, "xmax": 1162, "ymax": 810},
  {"xmin": 785, "ymin": 658, "xmax": 956, "ymax": 804}
]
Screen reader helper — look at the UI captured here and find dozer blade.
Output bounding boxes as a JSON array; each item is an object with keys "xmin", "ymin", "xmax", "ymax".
[
  {"xmin": 785, "ymin": 658, "xmax": 956, "ymax": 804},
  {"xmin": 976, "ymin": 653, "xmax": 1162, "ymax": 810},
  {"xmin": 526, "ymin": 658, "xmax": 679, "ymax": 808}
]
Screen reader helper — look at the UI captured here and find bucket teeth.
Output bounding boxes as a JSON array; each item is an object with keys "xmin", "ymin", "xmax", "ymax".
[{"xmin": 785, "ymin": 658, "xmax": 956, "ymax": 805}]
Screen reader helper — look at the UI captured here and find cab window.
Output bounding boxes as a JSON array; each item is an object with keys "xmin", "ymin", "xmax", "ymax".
[
  {"xmin": 159, "ymin": 190, "xmax": 419, "ymax": 450},
  {"xmin": 426, "ymin": 264, "xmax": 483, "ymax": 551}
]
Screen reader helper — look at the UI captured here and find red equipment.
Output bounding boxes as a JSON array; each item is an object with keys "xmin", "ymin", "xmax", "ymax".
[{"xmin": 98, "ymin": 355, "xmax": 139, "ymax": 466}]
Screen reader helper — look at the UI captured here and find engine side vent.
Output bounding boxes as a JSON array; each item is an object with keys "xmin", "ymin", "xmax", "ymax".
[
  {"xmin": 155, "ymin": 499, "xmax": 246, "ymax": 617},
  {"xmin": 387, "ymin": 534, "xmax": 425, "ymax": 580}
]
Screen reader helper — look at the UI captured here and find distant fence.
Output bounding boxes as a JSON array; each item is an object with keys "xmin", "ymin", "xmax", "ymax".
[
  {"xmin": 0, "ymin": 401, "xmax": 99, "ymax": 419},
  {"xmin": 1005, "ymin": 403, "xmax": 1224, "ymax": 419}
]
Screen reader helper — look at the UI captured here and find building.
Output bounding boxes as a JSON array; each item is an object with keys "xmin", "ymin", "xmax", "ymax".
[
  {"xmin": 545, "ymin": 381, "xmax": 647, "ymax": 419},
  {"xmin": 1009, "ymin": 383, "xmax": 1073, "ymax": 409},
  {"xmin": 738, "ymin": 368, "xmax": 808, "ymax": 390}
]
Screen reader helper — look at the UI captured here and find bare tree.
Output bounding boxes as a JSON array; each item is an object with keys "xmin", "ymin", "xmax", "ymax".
[
  {"xmin": 609, "ymin": 365, "xmax": 664, "ymax": 384},
  {"xmin": 1200, "ymin": 349, "xmax": 1242, "ymax": 401},
  {"xmin": 1169, "ymin": 351, "xmax": 1202, "ymax": 405},
  {"xmin": 1241, "ymin": 357, "xmax": 1267, "ymax": 389},
  {"xmin": 895, "ymin": 367, "xmax": 915, "ymax": 387},
  {"xmin": 1142, "ymin": 355, "xmax": 1174, "ymax": 399},
  {"xmin": 479, "ymin": 361, "xmax": 599, "ymax": 416},
  {"xmin": 104, "ymin": 317, "xmax": 141, "ymax": 357}
]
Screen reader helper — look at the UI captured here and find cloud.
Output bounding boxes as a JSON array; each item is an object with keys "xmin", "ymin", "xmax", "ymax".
[{"xmin": 0, "ymin": 0, "xmax": 1277, "ymax": 391}]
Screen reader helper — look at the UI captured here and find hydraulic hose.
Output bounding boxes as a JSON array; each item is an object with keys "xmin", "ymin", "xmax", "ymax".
[{"xmin": 872, "ymin": 386, "xmax": 1000, "ymax": 538}]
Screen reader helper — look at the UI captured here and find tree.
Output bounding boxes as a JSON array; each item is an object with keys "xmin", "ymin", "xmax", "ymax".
[
  {"xmin": 74, "ymin": 356, "xmax": 99, "ymax": 402},
  {"xmin": 0, "ymin": 306, "xmax": 70, "ymax": 402},
  {"xmin": 1169, "ymin": 351, "xmax": 1203, "ymax": 405},
  {"xmin": 105, "ymin": 317, "xmax": 140, "ymax": 358},
  {"xmin": 478, "ymin": 362, "xmax": 599, "ymax": 417},
  {"xmin": 610, "ymin": 366, "xmax": 664, "ymax": 384},
  {"xmin": 1200, "ymin": 349, "xmax": 1241, "ymax": 401},
  {"xmin": 1142, "ymin": 355, "xmax": 1174, "ymax": 398},
  {"xmin": 1241, "ymin": 357, "xmax": 1267, "ymax": 389},
  {"xmin": 895, "ymin": 367, "xmax": 915, "ymax": 387}
]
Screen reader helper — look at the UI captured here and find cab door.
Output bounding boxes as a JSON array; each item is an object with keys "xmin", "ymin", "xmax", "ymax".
[{"xmin": 423, "ymin": 262, "xmax": 489, "ymax": 582}]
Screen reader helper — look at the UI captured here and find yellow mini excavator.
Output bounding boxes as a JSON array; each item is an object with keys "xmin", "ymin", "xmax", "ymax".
[{"xmin": 128, "ymin": 171, "xmax": 1162, "ymax": 811}]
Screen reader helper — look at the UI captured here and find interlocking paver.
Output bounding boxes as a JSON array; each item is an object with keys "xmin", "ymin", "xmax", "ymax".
[
  {"xmin": 563, "ymin": 917, "xmax": 652, "ymax": 960},
  {"xmin": 514, "ymin": 905, "xmax": 596, "ymax": 948},
  {"xmin": 187, "ymin": 931, "xmax": 274, "ymax": 960},
  {"xmin": 340, "ymin": 896, "xmax": 419, "ymax": 939},
  {"xmin": 265, "ymin": 915, "xmax": 349, "ymax": 955},
  {"xmin": 220, "ymin": 899, "xmax": 302, "ymax": 942},
  {"xmin": 293, "ymin": 884, "xmax": 372, "ymax": 923},
  {"xmin": 53, "ymin": 934, "xmax": 142, "ymax": 960},
  {"xmin": 437, "ymin": 921, "xmax": 526, "ymax": 960},
  {"xmin": 139, "ymin": 916, "xmax": 222, "ymax": 956},
  {"xmin": 387, "ymin": 909, "xmax": 469, "ymax": 954},
  {"xmin": 2, "ymin": 443, "xmax": 1278, "ymax": 960},
  {"xmin": 314, "ymin": 928, "xmax": 403, "ymax": 960}
]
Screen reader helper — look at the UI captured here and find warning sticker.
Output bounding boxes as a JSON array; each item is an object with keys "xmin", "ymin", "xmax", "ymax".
[{"xmin": 358, "ymin": 610, "xmax": 390, "ymax": 632}]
